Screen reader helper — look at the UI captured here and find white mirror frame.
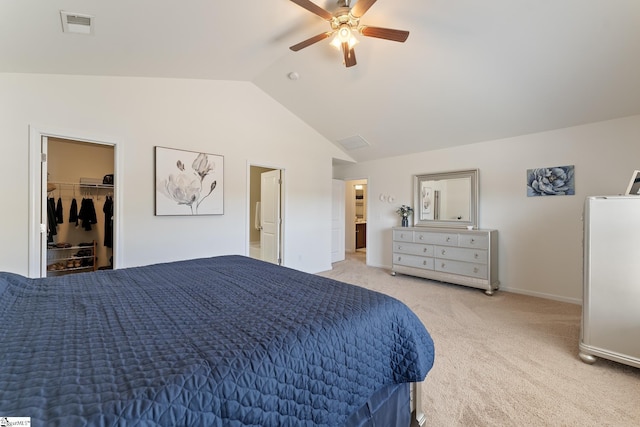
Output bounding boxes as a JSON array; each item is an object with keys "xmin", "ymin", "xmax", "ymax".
[{"xmin": 413, "ymin": 169, "xmax": 479, "ymax": 229}]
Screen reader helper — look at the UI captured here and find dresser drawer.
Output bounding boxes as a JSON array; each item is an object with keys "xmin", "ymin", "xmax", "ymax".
[
  {"xmin": 458, "ymin": 234, "xmax": 489, "ymax": 249},
  {"xmin": 394, "ymin": 253, "xmax": 435, "ymax": 270},
  {"xmin": 393, "ymin": 230, "xmax": 414, "ymax": 242},
  {"xmin": 393, "ymin": 242, "xmax": 434, "ymax": 256},
  {"xmin": 435, "ymin": 259, "xmax": 487, "ymax": 279},
  {"xmin": 414, "ymin": 231, "xmax": 458, "ymax": 246},
  {"xmin": 435, "ymin": 246, "xmax": 487, "ymax": 264}
]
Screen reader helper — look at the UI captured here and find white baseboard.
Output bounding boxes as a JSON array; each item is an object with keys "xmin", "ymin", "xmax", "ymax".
[{"xmin": 499, "ymin": 285, "xmax": 581, "ymax": 305}]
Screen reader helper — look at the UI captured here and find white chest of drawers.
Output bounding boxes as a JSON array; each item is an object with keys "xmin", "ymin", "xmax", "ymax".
[{"xmin": 391, "ymin": 227, "xmax": 499, "ymax": 295}]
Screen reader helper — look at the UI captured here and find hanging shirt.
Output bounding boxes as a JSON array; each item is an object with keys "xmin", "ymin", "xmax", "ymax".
[
  {"xmin": 78, "ymin": 198, "xmax": 98, "ymax": 231},
  {"xmin": 56, "ymin": 197, "xmax": 64, "ymax": 224},
  {"xmin": 103, "ymin": 196, "xmax": 113, "ymax": 248},
  {"xmin": 47, "ymin": 198, "xmax": 58, "ymax": 242},
  {"xmin": 69, "ymin": 198, "xmax": 78, "ymax": 226}
]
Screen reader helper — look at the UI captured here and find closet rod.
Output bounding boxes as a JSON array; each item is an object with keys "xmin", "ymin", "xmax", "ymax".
[{"xmin": 48, "ymin": 181, "xmax": 114, "ymax": 190}]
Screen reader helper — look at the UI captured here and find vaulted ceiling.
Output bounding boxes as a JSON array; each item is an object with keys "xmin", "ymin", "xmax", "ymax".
[{"xmin": 2, "ymin": 0, "xmax": 640, "ymax": 162}]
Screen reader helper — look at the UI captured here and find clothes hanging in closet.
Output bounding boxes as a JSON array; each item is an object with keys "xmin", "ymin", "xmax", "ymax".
[
  {"xmin": 103, "ymin": 196, "xmax": 113, "ymax": 248},
  {"xmin": 55, "ymin": 197, "xmax": 64, "ymax": 224},
  {"xmin": 47, "ymin": 197, "xmax": 58, "ymax": 242},
  {"xmin": 69, "ymin": 198, "xmax": 79, "ymax": 226},
  {"xmin": 78, "ymin": 198, "xmax": 98, "ymax": 231}
]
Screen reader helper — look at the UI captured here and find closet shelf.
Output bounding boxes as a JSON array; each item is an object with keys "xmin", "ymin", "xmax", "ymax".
[
  {"xmin": 47, "ymin": 241, "xmax": 97, "ymax": 274},
  {"xmin": 80, "ymin": 183, "xmax": 113, "ymax": 189}
]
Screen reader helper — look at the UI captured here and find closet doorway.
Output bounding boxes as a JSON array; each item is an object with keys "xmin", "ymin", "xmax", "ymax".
[
  {"xmin": 248, "ymin": 165, "xmax": 284, "ymax": 265},
  {"xmin": 45, "ymin": 138, "xmax": 115, "ymax": 276},
  {"xmin": 28, "ymin": 127, "xmax": 120, "ymax": 278}
]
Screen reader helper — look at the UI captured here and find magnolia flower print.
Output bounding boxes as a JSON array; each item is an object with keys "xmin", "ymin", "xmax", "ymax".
[
  {"xmin": 527, "ymin": 166, "xmax": 575, "ymax": 196},
  {"xmin": 193, "ymin": 153, "xmax": 214, "ymax": 181},
  {"xmin": 158, "ymin": 152, "xmax": 218, "ymax": 214}
]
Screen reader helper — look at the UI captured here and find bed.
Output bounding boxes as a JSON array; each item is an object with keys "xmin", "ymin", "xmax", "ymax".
[{"xmin": 0, "ymin": 255, "xmax": 434, "ymax": 426}]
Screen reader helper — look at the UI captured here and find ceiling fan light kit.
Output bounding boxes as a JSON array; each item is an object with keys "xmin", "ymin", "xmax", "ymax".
[
  {"xmin": 289, "ymin": 0, "xmax": 409, "ymax": 68},
  {"xmin": 335, "ymin": 25, "xmax": 358, "ymax": 47}
]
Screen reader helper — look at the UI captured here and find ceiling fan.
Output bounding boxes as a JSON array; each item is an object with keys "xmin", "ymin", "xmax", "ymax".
[{"xmin": 289, "ymin": 0, "xmax": 409, "ymax": 67}]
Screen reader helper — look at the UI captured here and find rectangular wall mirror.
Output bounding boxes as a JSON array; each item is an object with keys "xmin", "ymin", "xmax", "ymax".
[{"xmin": 413, "ymin": 169, "xmax": 479, "ymax": 229}]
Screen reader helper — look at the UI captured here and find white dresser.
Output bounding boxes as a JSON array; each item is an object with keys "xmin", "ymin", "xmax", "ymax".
[
  {"xmin": 391, "ymin": 227, "xmax": 499, "ymax": 295},
  {"xmin": 579, "ymin": 196, "xmax": 640, "ymax": 368}
]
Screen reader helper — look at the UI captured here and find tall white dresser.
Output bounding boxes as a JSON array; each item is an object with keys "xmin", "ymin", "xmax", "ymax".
[
  {"xmin": 391, "ymin": 227, "xmax": 499, "ymax": 295},
  {"xmin": 579, "ymin": 196, "xmax": 640, "ymax": 368}
]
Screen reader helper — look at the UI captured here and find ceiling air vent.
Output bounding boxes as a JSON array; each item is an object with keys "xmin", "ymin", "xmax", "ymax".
[
  {"xmin": 337, "ymin": 135, "xmax": 370, "ymax": 151},
  {"xmin": 60, "ymin": 11, "xmax": 94, "ymax": 35}
]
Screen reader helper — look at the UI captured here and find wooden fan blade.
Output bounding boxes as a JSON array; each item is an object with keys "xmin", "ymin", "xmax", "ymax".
[
  {"xmin": 289, "ymin": 32, "xmax": 332, "ymax": 51},
  {"xmin": 289, "ymin": 0, "xmax": 333, "ymax": 21},
  {"xmin": 350, "ymin": 0, "xmax": 377, "ymax": 18},
  {"xmin": 342, "ymin": 42, "xmax": 357, "ymax": 67},
  {"xmin": 360, "ymin": 26, "xmax": 409, "ymax": 42}
]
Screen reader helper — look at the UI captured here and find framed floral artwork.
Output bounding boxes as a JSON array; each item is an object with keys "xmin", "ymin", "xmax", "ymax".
[
  {"xmin": 155, "ymin": 146, "xmax": 224, "ymax": 215},
  {"xmin": 526, "ymin": 165, "xmax": 575, "ymax": 197}
]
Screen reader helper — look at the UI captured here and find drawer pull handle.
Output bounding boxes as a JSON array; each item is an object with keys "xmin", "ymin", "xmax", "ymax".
[
  {"xmin": 470, "ymin": 238, "xmax": 475, "ymax": 243},
  {"xmin": 419, "ymin": 235, "xmax": 424, "ymax": 240},
  {"xmin": 446, "ymin": 237, "xmax": 451, "ymax": 242},
  {"xmin": 423, "ymin": 260, "xmax": 428, "ymax": 266},
  {"xmin": 474, "ymin": 267, "xmax": 479, "ymax": 273},
  {"xmin": 441, "ymin": 263, "xmax": 446, "ymax": 268},
  {"xmin": 397, "ymin": 256, "xmax": 402, "ymax": 262},
  {"xmin": 423, "ymin": 248, "xmax": 428, "ymax": 253},
  {"xmin": 398, "ymin": 246, "xmax": 403, "ymax": 250},
  {"xmin": 441, "ymin": 249, "xmax": 446, "ymax": 255},
  {"xmin": 474, "ymin": 253, "xmax": 479, "ymax": 259}
]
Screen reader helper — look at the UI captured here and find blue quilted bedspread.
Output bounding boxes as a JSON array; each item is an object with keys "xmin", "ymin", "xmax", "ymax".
[{"xmin": 0, "ymin": 255, "xmax": 434, "ymax": 426}]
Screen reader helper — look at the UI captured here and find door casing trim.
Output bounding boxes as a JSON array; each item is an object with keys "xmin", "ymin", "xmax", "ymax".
[{"xmin": 28, "ymin": 125, "xmax": 123, "ymax": 277}]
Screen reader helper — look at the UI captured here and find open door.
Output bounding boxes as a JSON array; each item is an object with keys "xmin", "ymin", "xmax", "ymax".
[
  {"xmin": 260, "ymin": 169, "xmax": 282, "ymax": 265},
  {"xmin": 331, "ymin": 179, "xmax": 345, "ymax": 263},
  {"xmin": 39, "ymin": 136, "xmax": 49, "ymax": 276}
]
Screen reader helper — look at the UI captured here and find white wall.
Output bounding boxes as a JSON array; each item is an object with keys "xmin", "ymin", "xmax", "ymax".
[
  {"xmin": 334, "ymin": 115, "xmax": 640, "ymax": 303},
  {"xmin": 0, "ymin": 73, "xmax": 351, "ymax": 276}
]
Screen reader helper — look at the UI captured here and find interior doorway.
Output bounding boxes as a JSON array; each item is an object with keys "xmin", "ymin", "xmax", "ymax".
[
  {"xmin": 345, "ymin": 178, "xmax": 368, "ymax": 262},
  {"xmin": 45, "ymin": 138, "xmax": 115, "ymax": 276},
  {"xmin": 248, "ymin": 165, "xmax": 284, "ymax": 265},
  {"xmin": 28, "ymin": 127, "xmax": 120, "ymax": 278}
]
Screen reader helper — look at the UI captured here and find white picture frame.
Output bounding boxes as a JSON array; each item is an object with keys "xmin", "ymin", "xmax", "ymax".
[
  {"xmin": 625, "ymin": 170, "xmax": 640, "ymax": 195},
  {"xmin": 155, "ymin": 146, "xmax": 224, "ymax": 215}
]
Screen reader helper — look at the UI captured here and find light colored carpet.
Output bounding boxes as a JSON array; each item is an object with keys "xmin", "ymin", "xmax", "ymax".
[{"xmin": 319, "ymin": 252, "xmax": 640, "ymax": 427}]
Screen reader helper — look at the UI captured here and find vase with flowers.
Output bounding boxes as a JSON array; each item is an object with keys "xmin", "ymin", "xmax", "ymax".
[{"xmin": 396, "ymin": 204, "xmax": 414, "ymax": 227}]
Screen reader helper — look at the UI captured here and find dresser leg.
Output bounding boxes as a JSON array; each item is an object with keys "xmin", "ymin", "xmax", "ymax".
[
  {"xmin": 484, "ymin": 289, "xmax": 494, "ymax": 296},
  {"xmin": 391, "ymin": 271, "xmax": 396, "ymax": 276},
  {"xmin": 579, "ymin": 352, "xmax": 597, "ymax": 365}
]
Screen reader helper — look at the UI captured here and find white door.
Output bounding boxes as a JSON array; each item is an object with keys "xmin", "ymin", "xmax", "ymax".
[
  {"xmin": 260, "ymin": 169, "xmax": 281, "ymax": 265},
  {"xmin": 39, "ymin": 136, "xmax": 49, "ymax": 276},
  {"xmin": 331, "ymin": 179, "xmax": 345, "ymax": 263}
]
